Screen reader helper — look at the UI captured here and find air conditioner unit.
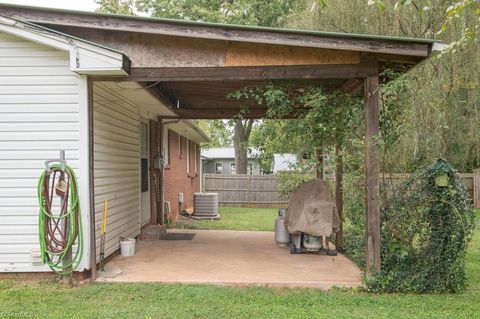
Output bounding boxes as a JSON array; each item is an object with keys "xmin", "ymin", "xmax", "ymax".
[{"xmin": 193, "ymin": 192, "xmax": 219, "ymax": 219}]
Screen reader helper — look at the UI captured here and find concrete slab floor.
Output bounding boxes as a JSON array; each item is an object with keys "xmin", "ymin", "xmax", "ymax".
[{"xmin": 96, "ymin": 230, "xmax": 363, "ymax": 289}]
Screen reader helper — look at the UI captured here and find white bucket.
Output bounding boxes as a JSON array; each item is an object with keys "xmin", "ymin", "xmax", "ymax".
[{"xmin": 120, "ymin": 238, "xmax": 136, "ymax": 257}]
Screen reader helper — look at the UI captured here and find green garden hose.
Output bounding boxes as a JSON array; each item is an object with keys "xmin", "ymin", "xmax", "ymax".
[{"xmin": 37, "ymin": 164, "xmax": 83, "ymax": 275}]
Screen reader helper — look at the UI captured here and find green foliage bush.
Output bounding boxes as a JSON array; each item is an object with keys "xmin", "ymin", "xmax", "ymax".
[
  {"xmin": 338, "ymin": 172, "xmax": 366, "ymax": 264},
  {"xmin": 366, "ymin": 159, "xmax": 476, "ymax": 293},
  {"xmin": 277, "ymin": 171, "xmax": 313, "ymax": 200}
]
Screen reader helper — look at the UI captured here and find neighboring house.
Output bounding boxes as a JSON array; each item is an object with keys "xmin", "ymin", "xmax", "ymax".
[
  {"xmin": 272, "ymin": 154, "xmax": 297, "ymax": 173},
  {"xmin": 201, "ymin": 147, "xmax": 261, "ymax": 175}
]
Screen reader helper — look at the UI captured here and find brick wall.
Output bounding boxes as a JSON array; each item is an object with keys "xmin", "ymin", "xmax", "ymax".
[{"xmin": 164, "ymin": 129, "xmax": 200, "ymax": 221}]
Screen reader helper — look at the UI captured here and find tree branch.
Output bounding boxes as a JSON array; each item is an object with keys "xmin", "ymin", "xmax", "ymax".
[{"xmin": 244, "ymin": 119, "xmax": 254, "ymax": 140}]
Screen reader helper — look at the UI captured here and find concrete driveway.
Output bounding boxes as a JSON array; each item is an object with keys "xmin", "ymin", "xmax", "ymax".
[{"xmin": 97, "ymin": 229, "xmax": 363, "ymax": 289}]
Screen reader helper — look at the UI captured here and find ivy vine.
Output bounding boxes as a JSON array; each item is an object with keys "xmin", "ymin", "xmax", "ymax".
[{"xmin": 368, "ymin": 158, "xmax": 476, "ymax": 293}]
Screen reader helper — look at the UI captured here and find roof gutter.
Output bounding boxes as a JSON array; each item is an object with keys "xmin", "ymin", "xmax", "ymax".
[
  {"xmin": 0, "ymin": 14, "xmax": 131, "ymax": 76},
  {"xmin": 184, "ymin": 121, "xmax": 210, "ymax": 143}
]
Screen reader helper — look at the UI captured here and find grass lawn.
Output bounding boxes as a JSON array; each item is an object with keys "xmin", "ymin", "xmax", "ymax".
[
  {"xmin": 0, "ymin": 210, "xmax": 478, "ymax": 319},
  {"xmin": 172, "ymin": 206, "xmax": 278, "ymax": 231}
]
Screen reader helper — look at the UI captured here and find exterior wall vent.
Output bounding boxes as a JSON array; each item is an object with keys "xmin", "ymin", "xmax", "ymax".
[{"xmin": 31, "ymin": 249, "xmax": 43, "ymax": 267}]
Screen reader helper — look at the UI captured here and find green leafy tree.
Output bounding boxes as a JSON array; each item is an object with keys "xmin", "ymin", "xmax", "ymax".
[
  {"xmin": 134, "ymin": 0, "xmax": 302, "ymax": 27},
  {"xmin": 95, "ymin": 0, "xmax": 135, "ymax": 15},
  {"xmin": 289, "ymin": 0, "xmax": 480, "ymax": 172},
  {"xmin": 196, "ymin": 120, "xmax": 232, "ymax": 148}
]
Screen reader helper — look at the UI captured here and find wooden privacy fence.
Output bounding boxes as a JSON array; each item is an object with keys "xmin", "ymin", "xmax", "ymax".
[
  {"xmin": 203, "ymin": 172, "xmax": 480, "ymax": 209},
  {"xmin": 203, "ymin": 174, "xmax": 288, "ymax": 208},
  {"xmin": 381, "ymin": 173, "xmax": 478, "ymax": 208}
]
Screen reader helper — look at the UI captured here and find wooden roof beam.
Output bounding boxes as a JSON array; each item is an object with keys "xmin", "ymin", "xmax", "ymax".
[{"xmin": 93, "ymin": 64, "xmax": 376, "ymax": 82}]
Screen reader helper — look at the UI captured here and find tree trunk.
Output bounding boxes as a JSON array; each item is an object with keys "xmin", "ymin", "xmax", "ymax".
[
  {"xmin": 233, "ymin": 119, "xmax": 253, "ymax": 174},
  {"xmin": 315, "ymin": 147, "xmax": 324, "ymax": 179}
]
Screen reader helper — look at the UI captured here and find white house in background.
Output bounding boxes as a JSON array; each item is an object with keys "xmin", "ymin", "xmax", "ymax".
[
  {"xmin": 201, "ymin": 147, "xmax": 262, "ymax": 175},
  {"xmin": 272, "ymin": 154, "xmax": 297, "ymax": 173}
]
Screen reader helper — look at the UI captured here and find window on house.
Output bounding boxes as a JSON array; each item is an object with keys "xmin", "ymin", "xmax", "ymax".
[
  {"xmin": 178, "ymin": 134, "xmax": 183, "ymax": 158},
  {"xmin": 215, "ymin": 162, "xmax": 223, "ymax": 174},
  {"xmin": 139, "ymin": 121, "xmax": 148, "ymax": 157},
  {"xmin": 164, "ymin": 129, "xmax": 170, "ymax": 165},
  {"xmin": 230, "ymin": 162, "xmax": 236, "ymax": 175},
  {"xmin": 247, "ymin": 163, "xmax": 253, "ymax": 175},
  {"xmin": 194, "ymin": 144, "xmax": 198, "ymax": 173},
  {"xmin": 141, "ymin": 158, "xmax": 148, "ymax": 192},
  {"xmin": 188, "ymin": 141, "xmax": 196, "ymax": 175},
  {"xmin": 167, "ymin": 130, "xmax": 172, "ymax": 165},
  {"xmin": 186, "ymin": 140, "xmax": 190, "ymax": 174}
]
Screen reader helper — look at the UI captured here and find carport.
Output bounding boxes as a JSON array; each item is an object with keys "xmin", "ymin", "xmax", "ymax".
[{"xmin": 0, "ymin": 5, "xmax": 438, "ymax": 284}]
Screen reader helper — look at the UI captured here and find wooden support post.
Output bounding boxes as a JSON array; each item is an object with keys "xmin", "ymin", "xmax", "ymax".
[
  {"xmin": 335, "ymin": 143, "xmax": 344, "ymax": 251},
  {"xmin": 158, "ymin": 119, "xmax": 165, "ymax": 225},
  {"xmin": 473, "ymin": 168, "xmax": 480, "ymax": 209},
  {"xmin": 364, "ymin": 73, "xmax": 381, "ymax": 274},
  {"xmin": 149, "ymin": 119, "xmax": 159, "ymax": 225}
]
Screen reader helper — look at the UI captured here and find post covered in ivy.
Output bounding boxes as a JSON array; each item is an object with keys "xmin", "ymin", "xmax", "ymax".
[{"xmin": 364, "ymin": 70, "xmax": 381, "ymax": 274}]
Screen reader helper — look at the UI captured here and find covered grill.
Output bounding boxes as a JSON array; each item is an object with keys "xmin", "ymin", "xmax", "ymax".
[{"xmin": 277, "ymin": 179, "xmax": 340, "ymax": 254}]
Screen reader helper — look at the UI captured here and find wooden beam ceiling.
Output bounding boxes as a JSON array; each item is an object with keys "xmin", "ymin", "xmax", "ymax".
[{"xmin": 142, "ymin": 79, "xmax": 345, "ymax": 119}]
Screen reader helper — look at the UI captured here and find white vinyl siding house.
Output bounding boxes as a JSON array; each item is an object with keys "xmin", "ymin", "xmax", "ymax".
[
  {"xmin": 0, "ymin": 15, "xmax": 208, "ymax": 275},
  {"xmin": 0, "ymin": 31, "xmax": 89, "ymax": 272},
  {"xmin": 0, "ymin": 17, "xmax": 128, "ymax": 272},
  {"xmin": 93, "ymin": 83, "xmax": 142, "ymax": 261}
]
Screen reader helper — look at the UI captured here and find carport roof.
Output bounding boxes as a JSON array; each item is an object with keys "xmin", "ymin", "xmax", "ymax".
[
  {"xmin": 0, "ymin": 3, "xmax": 436, "ymax": 44},
  {"xmin": 0, "ymin": 4, "xmax": 442, "ymax": 119},
  {"xmin": 0, "ymin": 3, "xmax": 439, "ymax": 57}
]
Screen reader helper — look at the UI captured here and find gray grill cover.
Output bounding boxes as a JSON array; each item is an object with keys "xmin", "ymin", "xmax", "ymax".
[{"xmin": 285, "ymin": 179, "xmax": 340, "ymax": 237}]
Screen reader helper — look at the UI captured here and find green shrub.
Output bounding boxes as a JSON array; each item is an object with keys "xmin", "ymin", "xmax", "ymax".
[
  {"xmin": 339, "ymin": 172, "xmax": 366, "ymax": 260},
  {"xmin": 276, "ymin": 171, "xmax": 313, "ymax": 200},
  {"xmin": 367, "ymin": 159, "xmax": 476, "ymax": 293}
]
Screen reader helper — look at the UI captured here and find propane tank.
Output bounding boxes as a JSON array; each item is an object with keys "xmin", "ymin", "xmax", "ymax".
[
  {"xmin": 303, "ymin": 234, "xmax": 322, "ymax": 251},
  {"xmin": 275, "ymin": 208, "xmax": 290, "ymax": 246}
]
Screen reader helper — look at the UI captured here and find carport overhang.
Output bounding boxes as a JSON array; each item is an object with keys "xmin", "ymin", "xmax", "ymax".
[{"xmin": 0, "ymin": 4, "xmax": 440, "ymax": 275}]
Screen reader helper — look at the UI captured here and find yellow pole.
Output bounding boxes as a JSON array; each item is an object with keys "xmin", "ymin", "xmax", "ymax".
[
  {"xmin": 100, "ymin": 200, "xmax": 108, "ymax": 271},
  {"xmin": 102, "ymin": 201, "xmax": 108, "ymax": 234}
]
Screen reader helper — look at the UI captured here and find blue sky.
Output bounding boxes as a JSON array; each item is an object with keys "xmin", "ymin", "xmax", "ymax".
[{"xmin": 0, "ymin": 0, "xmax": 98, "ymax": 11}]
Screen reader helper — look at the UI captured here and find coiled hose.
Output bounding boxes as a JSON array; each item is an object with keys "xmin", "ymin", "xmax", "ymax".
[{"xmin": 37, "ymin": 164, "xmax": 83, "ymax": 274}]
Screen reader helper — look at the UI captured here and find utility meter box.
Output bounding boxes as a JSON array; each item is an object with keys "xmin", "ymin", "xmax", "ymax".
[
  {"xmin": 153, "ymin": 157, "xmax": 163, "ymax": 169},
  {"xmin": 178, "ymin": 192, "xmax": 184, "ymax": 203}
]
